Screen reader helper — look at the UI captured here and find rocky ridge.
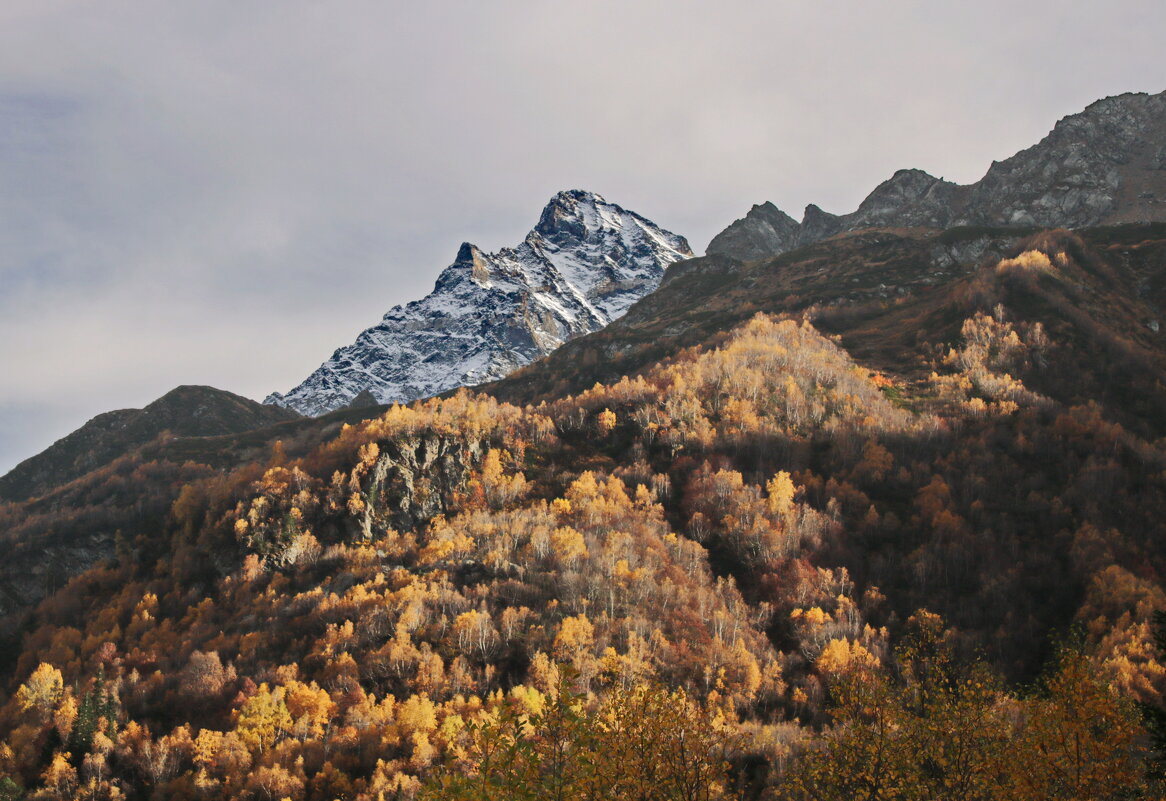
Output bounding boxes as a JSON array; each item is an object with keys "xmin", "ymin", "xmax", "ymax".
[
  {"xmin": 0, "ymin": 385, "xmax": 300, "ymax": 502},
  {"xmin": 267, "ymin": 190, "xmax": 692, "ymax": 416},
  {"xmin": 709, "ymin": 90, "xmax": 1166, "ymax": 260}
]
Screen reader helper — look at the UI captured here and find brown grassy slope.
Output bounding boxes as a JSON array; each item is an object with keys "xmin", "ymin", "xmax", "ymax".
[{"xmin": 816, "ymin": 226, "xmax": 1166, "ymax": 437}]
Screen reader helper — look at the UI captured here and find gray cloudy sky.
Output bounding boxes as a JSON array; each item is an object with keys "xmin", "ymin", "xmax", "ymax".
[{"xmin": 1, "ymin": 0, "xmax": 1163, "ymax": 475}]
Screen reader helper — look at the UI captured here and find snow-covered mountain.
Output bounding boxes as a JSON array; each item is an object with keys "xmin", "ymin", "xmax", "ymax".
[{"xmin": 266, "ymin": 190, "xmax": 692, "ymax": 416}]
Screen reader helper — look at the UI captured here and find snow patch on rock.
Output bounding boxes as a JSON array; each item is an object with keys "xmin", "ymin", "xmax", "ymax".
[{"xmin": 266, "ymin": 191, "xmax": 692, "ymax": 416}]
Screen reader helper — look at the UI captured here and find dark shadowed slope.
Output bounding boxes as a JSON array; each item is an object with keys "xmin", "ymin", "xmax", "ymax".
[{"xmin": 0, "ymin": 385, "xmax": 301, "ymax": 503}]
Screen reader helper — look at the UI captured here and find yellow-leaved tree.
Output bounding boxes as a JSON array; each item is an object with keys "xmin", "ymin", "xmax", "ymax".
[
  {"xmin": 1009, "ymin": 645, "xmax": 1148, "ymax": 800},
  {"xmin": 421, "ymin": 672, "xmax": 738, "ymax": 801}
]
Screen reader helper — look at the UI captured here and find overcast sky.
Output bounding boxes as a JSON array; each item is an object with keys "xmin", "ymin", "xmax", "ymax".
[{"xmin": 0, "ymin": 0, "xmax": 1163, "ymax": 475}]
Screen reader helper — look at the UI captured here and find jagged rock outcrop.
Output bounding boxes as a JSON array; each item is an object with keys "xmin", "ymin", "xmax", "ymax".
[
  {"xmin": 349, "ymin": 433, "xmax": 482, "ymax": 540},
  {"xmin": 267, "ymin": 190, "xmax": 692, "ymax": 416},
  {"xmin": 703, "ymin": 201, "xmax": 800, "ymax": 261},
  {"xmin": 709, "ymin": 90, "xmax": 1166, "ymax": 260}
]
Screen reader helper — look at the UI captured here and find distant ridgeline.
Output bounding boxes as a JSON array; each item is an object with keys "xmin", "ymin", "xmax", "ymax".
[{"xmin": 708, "ymin": 90, "xmax": 1166, "ymax": 261}]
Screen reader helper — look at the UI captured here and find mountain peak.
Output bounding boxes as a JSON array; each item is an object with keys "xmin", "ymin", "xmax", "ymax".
[
  {"xmin": 708, "ymin": 89, "xmax": 1166, "ymax": 260},
  {"xmin": 453, "ymin": 241, "xmax": 482, "ymax": 263},
  {"xmin": 269, "ymin": 191, "xmax": 692, "ymax": 416},
  {"xmin": 869, "ymin": 168, "xmax": 945, "ymax": 197},
  {"xmin": 800, "ymin": 203, "xmax": 843, "ymax": 243},
  {"xmin": 451, "ymin": 241, "xmax": 492, "ymax": 284},
  {"xmin": 1080, "ymin": 89, "xmax": 1163, "ymax": 116},
  {"xmin": 555, "ymin": 188, "xmax": 606, "ymax": 204},
  {"xmin": 706, "ymin": 201, "xmax": 799, "ymax": 261},
  {"xmin": 534, "ymin": 189, "xmax": 610, "ymax": 239}
]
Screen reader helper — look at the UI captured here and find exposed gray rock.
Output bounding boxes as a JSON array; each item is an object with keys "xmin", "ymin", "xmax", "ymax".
[
  {"xmin": 709, "ymin": 90, "xmax": 1166, "ymax": 260},
  {"xmin": 928, "ymin": 234, "xmax": 1014, "ymax": 272},
  {"xmin": 798, "ymin": 203, "xmax": 845, "ymax": 246},
  {"xmin": 848, "ymin": 169, "xmax": 963, "ymax": 230},
  {"xmin": 707, "ymin": 201, "xmax": 799, "ymax": 260},
  {"xmin": 267, "ymin": 191, "xmax": 692, "ymax": 416}
]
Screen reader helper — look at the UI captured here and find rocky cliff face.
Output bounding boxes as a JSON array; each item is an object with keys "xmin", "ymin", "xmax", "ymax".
[
  {"xmin": 709, "ymin": 90, "xmax": 1166, "ymax": 260},
  {"xmin": 699, "ymin": 201, "xmax": 800, "ymax": 261},
  {"xmin": 267, "ymin": 190, "xmax": 692, "ymax": 416}
]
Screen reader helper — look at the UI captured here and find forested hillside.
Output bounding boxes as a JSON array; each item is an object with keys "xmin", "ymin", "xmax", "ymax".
[{"xmin": 2, "ymin": 230, "xmax": 1166, "ymax": 799}]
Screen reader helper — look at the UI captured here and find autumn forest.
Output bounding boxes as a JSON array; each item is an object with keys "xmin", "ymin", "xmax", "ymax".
[{"xmin": 4, "ymin": 228, "xmax": 1166, "ymax": 800}]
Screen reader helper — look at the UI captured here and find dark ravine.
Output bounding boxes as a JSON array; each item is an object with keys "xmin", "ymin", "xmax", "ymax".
[{"xmin": 709, "ymin": 90, "xmax": 1166, "ymax": 260}]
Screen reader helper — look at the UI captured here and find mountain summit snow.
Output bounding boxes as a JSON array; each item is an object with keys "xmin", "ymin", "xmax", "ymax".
[{"xmin": 266, "ymin": 190, "xmax": 692, "ymax": 415}]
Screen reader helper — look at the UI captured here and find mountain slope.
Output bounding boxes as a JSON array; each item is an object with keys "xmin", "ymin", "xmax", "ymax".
[
  {"xmin": 6, "ymin": 92, "xmax": 1166, "ymax": 801},
  {"xmin": 484, "ymin": 222, "xmax": 1166, "ymax": 438},
  {"xmin": 709, "ymin": 90, "xmax": 1166, "ymax": 259},
  {"xmin": 0, "ymin": 385, "xmax": 300, "ymax": 502},
  {"xmin": 5, "ymin": 252, "xmax": 1166, "ymax": 798},
  {"xmin": 267, "ymin": 190, "xmax": 692, "ymax": 415},
  {"xmin": 484, "ymin": 226, "xmax": 1025, "ymax": 404}
]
